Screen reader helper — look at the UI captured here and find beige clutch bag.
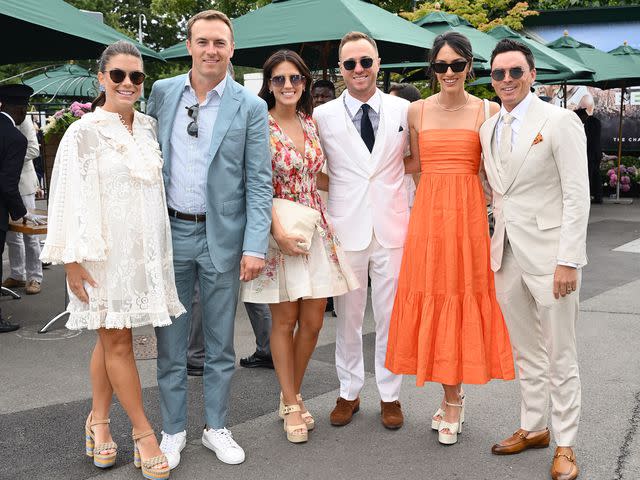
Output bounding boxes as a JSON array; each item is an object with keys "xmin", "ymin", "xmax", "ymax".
[{"xmin": 272, "ymin": 198, "xmax": 322, "ymax": 251}]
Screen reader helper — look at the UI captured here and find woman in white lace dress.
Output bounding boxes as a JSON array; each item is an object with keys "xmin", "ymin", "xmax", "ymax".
[{"xmin": 41, "ymin": 41, "xmax": 183, "ymax": 479}]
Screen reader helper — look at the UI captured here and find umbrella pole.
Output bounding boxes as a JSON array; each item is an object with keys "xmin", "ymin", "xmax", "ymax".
[
  {"xmin": 383, "ymin": 71, "xmax": 391, "ymax": 93},
  {"xmin": 563, "ymin": 81, "xmax": 567, "ymax": 108},
  {"xmin": 616, "ymin": 87, "xmax": 624, "ymax": 201}
]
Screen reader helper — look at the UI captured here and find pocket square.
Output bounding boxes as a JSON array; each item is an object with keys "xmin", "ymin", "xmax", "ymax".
[
  {"xmin": 532, "ymin": 133, "xmax": 543, "ymax": 145},
  {"xmin": 398, "ymin": 125, "xmax": 404, "ymax": 132}
]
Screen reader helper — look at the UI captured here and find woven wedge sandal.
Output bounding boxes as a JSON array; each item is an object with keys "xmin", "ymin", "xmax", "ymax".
[
  {"xmin": 85, "ymin": 413, "xmax": 117, "ymax": 468},
  {"xmin": 132, "ymin": 430, "xmax": 170, "ymax": 480},
  {"xmin": 282, "ymin": 404, "xmax": 308, "ymax": 444}
]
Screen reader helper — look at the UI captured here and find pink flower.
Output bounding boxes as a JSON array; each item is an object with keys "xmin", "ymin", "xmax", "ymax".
[
  {"xmin": 621, "ymin": 183, "xmax": 631, "ymax": 192},
  {"xmin": 621, "ymin": 176, "xmax": 631, "ymax": 185},
  {"xmin": 607, "ymin": 168, "xmax": 616, "ymax": 176}
]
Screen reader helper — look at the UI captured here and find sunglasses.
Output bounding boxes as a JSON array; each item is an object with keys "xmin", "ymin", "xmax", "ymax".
[
  {"xmin": 342, "ymin": 57, "xmax": 374, "ymax": 71},
  {"xmin": 490, "ymin": 67, "xmax": 525, "ymax": 81},
  {"xmin": 107, "ymin": 69, "xmax": 146, "ymax": 85},
  {"xmin": 270, "ymin": 74, "xmax": 306, "ymax": 88},
  {"xmin": 432, "ymin": 61, "xmax": 468, "ymax": 74},
  {"xmin": 186, "ymin": 104, "xmax": 199, "ymax": 138}
]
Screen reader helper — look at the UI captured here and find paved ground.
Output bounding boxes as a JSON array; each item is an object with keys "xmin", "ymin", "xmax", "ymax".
[{"xmin": 1, "ymin": 202, "xmax": 639, "ymax": 480}]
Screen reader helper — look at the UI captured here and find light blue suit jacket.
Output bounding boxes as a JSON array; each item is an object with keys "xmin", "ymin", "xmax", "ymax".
[{"xmin": 147, "ymin": 74, "xmax": 272, "ymax": 273}]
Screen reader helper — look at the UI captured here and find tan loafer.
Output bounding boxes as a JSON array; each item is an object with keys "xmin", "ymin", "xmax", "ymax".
[
  {"xmin": 330, "ymin": 397, "xmax": 360, "ymax": 426},
  {"xmin": 491, "ymin": 428, "xmax": 550, "ymax": 455},
  {"xmin": 25, "ymin": 280, "xmax": 41, "ymax": 295},
  {"xmin": 381, "ymin": 400, "xmax": 404, "ymax": 430},
  {"xmin": 551, "ymin": 447, "xmax": 579, "ymax": 480},
  {"xmin": 2, "ymin": 277, "xmax": 25, "ymax": 288}
]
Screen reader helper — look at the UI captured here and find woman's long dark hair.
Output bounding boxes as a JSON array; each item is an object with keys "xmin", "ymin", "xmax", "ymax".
[
  {"xmin": 91, "ymin": 40, "xmax": 144, "ymax": 112},
  {"xmin": 258, "ymin": 50, "xmax": 313, "ymax": 117},
  {"xmin": 428, "ymin": 31, "xmax": 474, "ymax": 84}
]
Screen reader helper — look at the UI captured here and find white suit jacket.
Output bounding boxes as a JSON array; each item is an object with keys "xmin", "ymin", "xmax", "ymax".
[
  {"xmin": 313, "ymin": 90, "xmax": 410, "ymax": 252},
  {"xmin": 16, "ymin": 119, "xmax": 40, "ymax": 196},
  {"xmin": 480, "ymin": 95, "xmax": 590, "ymax": 275}
]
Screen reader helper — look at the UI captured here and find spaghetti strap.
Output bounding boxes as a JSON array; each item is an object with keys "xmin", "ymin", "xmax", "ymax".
[{"xmin": 420, "ymin": 99, "xmax": 427, "ymax": 132}]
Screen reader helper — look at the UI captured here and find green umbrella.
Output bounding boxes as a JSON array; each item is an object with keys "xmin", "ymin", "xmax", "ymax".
[
  {"xmin": 24, "ymin": 64, "xmax": 98, "ymax": 101},
  {"xmin": 547, "ymin": 34, "xmax": 640, "ymax": 202},
  {"xmin": 161, "ymin": 0, "xmax": 437, "ymax": 70},
  {"xmin": 0, "ymin": 0, "xmax": 163, "ymax": 64},
  {"xmin": 609, "ymin": 42, "xmax": 640, "ymax": 56},
  {"xmin": 547, "ymin": 33, "xmax": 640, "ymax": 89}
]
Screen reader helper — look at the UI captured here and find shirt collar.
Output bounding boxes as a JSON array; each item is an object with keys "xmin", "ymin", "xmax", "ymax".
[
  {"xmin": 1, "ymin": 111, "xmax": 15, "ymax": 127},
  {"xmin": 184, "ymin": 71, "xmax": 228, "ymax": 102},
  {"xmin": 344, "ymin": 88, "xmax": 381, "ymax": 117},
  {"xmin": 499, "ymin": 92, "xmax": 533, "ymax": 124}
]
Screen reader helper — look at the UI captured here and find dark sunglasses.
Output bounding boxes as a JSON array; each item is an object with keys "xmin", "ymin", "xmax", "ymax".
[
  {"xmin": 432, "ymin": 61, "xmax": 468, "ymax": 74},
  {"xmin": 185, "ymin": 104, "xmax": 199, "ymax": 138},
  {"xmin": 342, "ymin": 57, "xmax": 374, "ymax": 71},
  {"xmin": 270, "ymin": 74, "xmax": 306, "ymax": 88},
  {"xmin": 107, "ymin": 69, "xmax": 146, "ymax": 85},
  {"xmin": 490, "ymin": 67, "xmax": 525, "ymax": 81}
]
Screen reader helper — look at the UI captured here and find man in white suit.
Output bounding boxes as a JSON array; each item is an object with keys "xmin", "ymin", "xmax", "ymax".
[
  {"xmin": 314, "ymin": 32, "xmax": 410, "ymax": 429},
  {"xmin": 480, "ymin": 39, "xmax": 589, "ymax": 480}
]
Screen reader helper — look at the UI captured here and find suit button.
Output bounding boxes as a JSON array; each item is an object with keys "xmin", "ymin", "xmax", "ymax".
[{"xmin": 504, "ymin": 195, "xmax": 509, "ymax": 200}]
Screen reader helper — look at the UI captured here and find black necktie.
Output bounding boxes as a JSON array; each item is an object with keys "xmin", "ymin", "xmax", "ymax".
[{"xmin": 360, "ymin": 103, "xmax": 375, "ymax": 153}]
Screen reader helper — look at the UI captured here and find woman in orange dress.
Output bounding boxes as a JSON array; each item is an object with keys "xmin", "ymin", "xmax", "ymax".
[{"xmin": 385, "ymin": 32, "xmax": 515, "ymax": 445}]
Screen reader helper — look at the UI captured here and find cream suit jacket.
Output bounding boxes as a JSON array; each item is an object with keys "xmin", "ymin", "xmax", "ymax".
[
  {"xmin": 480, "ymin": 95, "xmax": 590, "ymax": 275},
  {"xmin": 313, "ymin": 91, "xmax": 410, "ymax": 252}
]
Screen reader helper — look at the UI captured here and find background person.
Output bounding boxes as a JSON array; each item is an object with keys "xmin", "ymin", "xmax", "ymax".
[
  {"xmin": 241, "ymin": 50, "xmax": 357, "ymax": 444},
  {"xmin": 385, "ymin": 32, "xmax": 515, "ymax": 447},
  {"xmin": 314, "ymin": 31, "xmax": 410, "ymax": 430},
  {"xmin": 0, "ymin": 84, "xmax": 31, "ymax": 333},
  {"xmin": 146, "ymin": 10, "xmax": 272, "ymax": 468},
  {"xmin": 480, "ymin": 39, "xmax": 589, "ymax": 480},
  {"xmin": 388, "ymin": 82, "xmax": 421, "ymax": 103},
  {"xmin": 311, "ymin": 79, "xmax": 336, "ymax": 107},
  {"xmin": 3, "ymin": 113, "xmax": 43, "ymax": 295},
  {"xmin": 41, "ymin": 41, "xmax": 184, "ymax": 479}
]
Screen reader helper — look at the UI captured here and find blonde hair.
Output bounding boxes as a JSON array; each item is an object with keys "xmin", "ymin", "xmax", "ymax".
[
  {"xmin": 187, "ymin": 10, "xmax": 234, "ymax": 41},
  {"xmin": 338, "ymin": 31, "xmax": 378, "ymax": 59}
]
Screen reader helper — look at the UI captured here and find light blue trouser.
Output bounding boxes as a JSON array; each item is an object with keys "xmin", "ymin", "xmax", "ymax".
[{"xmin": 156, "ymin": 217, "xmax": 239, "ymax": 432}]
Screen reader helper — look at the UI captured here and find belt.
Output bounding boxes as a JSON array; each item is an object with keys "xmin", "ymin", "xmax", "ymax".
[{"xmin": 168, "ymin": 208, "xmax": 206, "ymax": 222}]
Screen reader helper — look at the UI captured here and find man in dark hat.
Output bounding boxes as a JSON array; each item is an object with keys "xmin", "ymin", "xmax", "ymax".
[{"xmin": 0, "ymin": 84, "xmax": 33, "ymax": 332}]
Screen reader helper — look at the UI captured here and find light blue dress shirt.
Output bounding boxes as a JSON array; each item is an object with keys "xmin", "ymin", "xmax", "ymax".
[{"xmin": 166, "ymin": 73, "xmax": 226, "ymax": 214}]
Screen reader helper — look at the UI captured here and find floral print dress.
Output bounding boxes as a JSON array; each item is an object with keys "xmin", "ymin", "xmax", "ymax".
[{"xmin": 241, "ymin": 113, "xmax": 358, "ymax": 303}]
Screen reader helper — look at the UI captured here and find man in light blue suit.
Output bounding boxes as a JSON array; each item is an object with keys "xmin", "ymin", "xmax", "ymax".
[{"xmin": 146, "ymin": 9, "xmax": 272, "ymax": 468}]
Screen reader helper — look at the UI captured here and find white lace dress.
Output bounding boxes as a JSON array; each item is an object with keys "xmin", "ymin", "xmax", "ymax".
[{"xmin": 40, "ymin": 107, "xmax": 185, "ymax": 330}]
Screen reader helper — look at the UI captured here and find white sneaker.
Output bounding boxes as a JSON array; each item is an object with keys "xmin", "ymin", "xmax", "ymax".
[
  {"xmin": 159, "ymin": 430, "xmax": 187, "ymax": 470},
  {"xmin": 201, "ymin": 427, "xmax": 245, "ymax": 465}
]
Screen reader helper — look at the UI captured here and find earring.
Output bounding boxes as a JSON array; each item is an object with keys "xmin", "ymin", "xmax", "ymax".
[{"xmin": 99, "ymin": 84, "xmax": 105, "ymax": 92}]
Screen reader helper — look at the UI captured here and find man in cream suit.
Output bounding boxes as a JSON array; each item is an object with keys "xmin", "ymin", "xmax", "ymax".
[
  {"xmin": 480, "ymin": 39, "xmax": 589, "ymax": 480},
  {"xmin": 314, "ymin": 32, "xmax": 410, "ymax": 430}
]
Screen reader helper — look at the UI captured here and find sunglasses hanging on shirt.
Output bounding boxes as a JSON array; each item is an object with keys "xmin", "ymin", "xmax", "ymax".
[
  {"xmin": 107, "ymin": 69, "xmax": 146, "ymax": 85},
  {"xmin": 186, "ymin": 104, "xmax": 199, "ymax": 138},
  {"xmin": 490, "ymin": 67, "xmax": 525, "ymax": 81}
]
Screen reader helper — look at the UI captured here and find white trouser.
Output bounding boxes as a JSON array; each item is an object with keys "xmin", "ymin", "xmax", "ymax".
[
  {"xmin": 494, "ymin": 243, "xmax": 581, "ymax": 447},
  {"xmin": 334, "ymin": 235, "xmax": 404, "ymax": 402},
  {"xmin": 6, "ymin": 193, "xmax": 43, "ymax": 283}
]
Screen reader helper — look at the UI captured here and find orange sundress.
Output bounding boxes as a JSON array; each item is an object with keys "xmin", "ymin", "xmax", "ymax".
[{"xmin": 385, "ymin": 127, "xmax": 515, "ymax": 386}]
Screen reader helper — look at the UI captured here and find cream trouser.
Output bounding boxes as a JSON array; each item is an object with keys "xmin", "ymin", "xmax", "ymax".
[
  {"xmin": 495, "ymin": 243, "xmax": 581, "ymax": 447},
  {"xmin": 334, "ymin": 235, "xmax": 403, "ymax": 402}
]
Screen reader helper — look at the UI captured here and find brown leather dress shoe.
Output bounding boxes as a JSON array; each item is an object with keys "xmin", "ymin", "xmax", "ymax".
[
  {"xmin": 551, "ymin": 447, "xmax": 579, "ymax": 480},
  {"xmin": 380, "ymin": 400, "xmax": 404, "ymax": 429},
  {"xmin": 491, "ymin": 428, "xmax": 550, "ymax": 455},
  {"xmin": 330, "ymin": 397, "xmax": 360, "ymax": 426},
  {"xmin": 2, "ymin": 277, "xmax": 25, "ymax": 288}
]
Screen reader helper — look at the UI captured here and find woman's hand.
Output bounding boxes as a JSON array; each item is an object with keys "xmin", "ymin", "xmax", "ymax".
[
  {"xmin": 64, "ymin": 262, "xmax": 98, "ymax": 303},
  {"xmin": 274, "ymin": 232, "xmax": 309, "ymax": 257}
]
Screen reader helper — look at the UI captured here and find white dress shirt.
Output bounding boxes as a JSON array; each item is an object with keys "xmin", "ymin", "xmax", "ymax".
[
  {"xmin": 496, "ymin": 92, "xmax": 579, "ymax": 269},
  {"xmin": 343, "ymin": 89, "xmax": 381, "ymax": 136}
]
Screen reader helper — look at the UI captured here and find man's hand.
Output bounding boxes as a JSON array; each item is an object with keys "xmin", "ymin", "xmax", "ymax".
[
  {"xmin": 64, "ymin": 262, "xmax": 98, "ymax": 303},
  {"xmin": 240, "ymin": 255, "xmax": 265, "ymax": 282},
  {"xmin": 553, "ymin": 265, "xmax": 578, "ymax": 299},
  {"xmin": 22, "ymin": 212, "xmax": 46, "ymax": 225}
]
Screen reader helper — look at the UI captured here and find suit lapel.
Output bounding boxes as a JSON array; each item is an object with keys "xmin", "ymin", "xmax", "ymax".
[
  {"xmin": 481, "ymin": 113, "xmax": 503, "ymax": 192},
  {"xmin": 161, "ymin": 75, "xmax": 188, "ymax": 173},
  {"xmin": 208, "ymin": 77, "xmax": 241, "ymax": 166},
  {"xmin": 503, "ymin": 96, "xmax": 548, "ymax": 192},
  {"xmin": 369, "ymin": 95, "xmax": 388, "ymax": 174},
  {"xmin": 338, "ymin": 92, "xmax": 373, "ymax": 175}
]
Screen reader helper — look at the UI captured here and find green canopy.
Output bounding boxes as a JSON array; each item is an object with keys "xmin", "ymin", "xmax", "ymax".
[
  {"xmin": 609, "ymin": 43, "xmax": 640, "ymax": 56},
  {"xmin": 161, "ymin": 0, "xmax": 436, "ymax": 69},
  {"xmin": 0, "ymin": 0, "xmax": 163, "ymax": 64},
  {"xmin": 547, "ymin": 33, "xmax": 640, "ymax": 89},
  {"xmin": 24, "ymin": 64, "xmax": 98, "ymax": 100}
]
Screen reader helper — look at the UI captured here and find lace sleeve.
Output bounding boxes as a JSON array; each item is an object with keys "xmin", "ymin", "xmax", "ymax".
[{"xmin": 40, "ymin": 121, "xmax": 107, "ymax": 264}]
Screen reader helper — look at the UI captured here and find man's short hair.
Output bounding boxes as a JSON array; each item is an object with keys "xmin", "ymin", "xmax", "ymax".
[
  {"xmin": 187, "ymin": 10, "xmax": 234, "ymax": 41},
  {"xmin": 490, "ymin": 39, "xmax": 535, "ymax": 70},
  {"xmin": 312, "ymin": 79, "xmax": 335, "ymax": 94},
  {"xmin": 389, "ymin": 83, "xmax": 421, "ymax": 103},
  {"xmin": 339, "ymin": 31, "xmax": 378, "ymax": 59}
]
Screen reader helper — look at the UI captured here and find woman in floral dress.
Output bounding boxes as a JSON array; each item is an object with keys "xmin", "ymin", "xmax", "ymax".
[{"xmin": 241, "ymin": 50, "xmax": 357, "ymax": 444}]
